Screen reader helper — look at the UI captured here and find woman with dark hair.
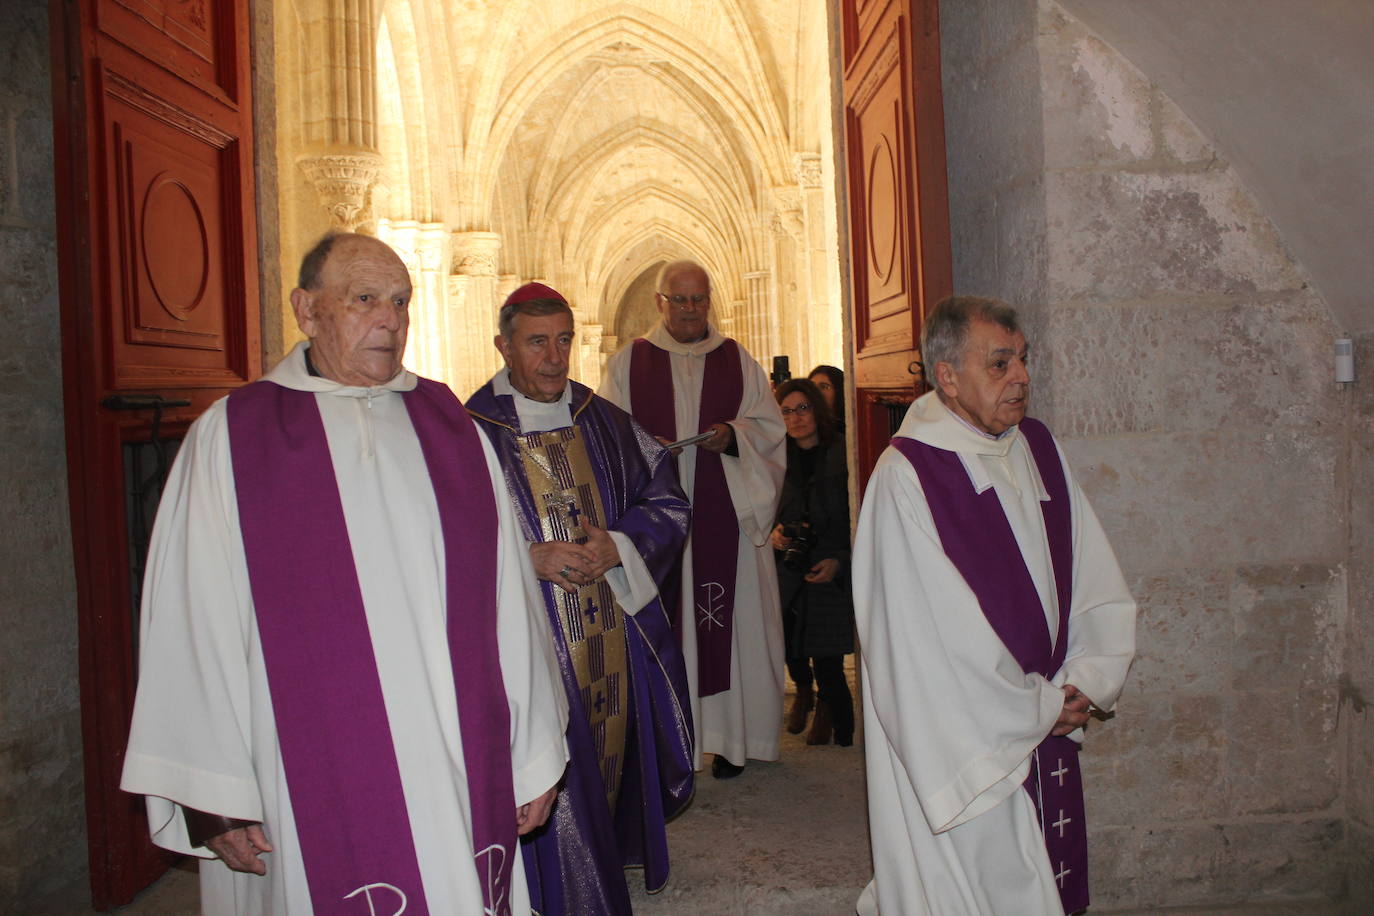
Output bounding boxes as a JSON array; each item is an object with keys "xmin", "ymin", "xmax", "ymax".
[
  {"xmin": 807, "ymin": 364, "xmax": 845, "ymax": 430},
  {"xmin": 770, "ymin": 378, "xmax": 855, "ymax": 746}
]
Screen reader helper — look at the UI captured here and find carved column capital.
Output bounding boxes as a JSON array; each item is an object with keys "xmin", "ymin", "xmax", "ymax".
[
  {"xmin": 794, "ymin": 152, "xmax": 823, "ymax": 189},
  {"xmin": 769, "ymin": 186, "xmax": 804, "ymax": 241},
  {"xmin": 297, "ymin": 152, "xmax": 383, "ymax": 230},
  {"xmin": 416, "ymin": 224, "xmax": 448, "ymax": 272},
  {"xmin": 770, "ymin": 208, "xmax": 805, "ymax": 241},
  {"xmin": 452, "ymin": 231, "xmax": 502, "ymax": 277}
]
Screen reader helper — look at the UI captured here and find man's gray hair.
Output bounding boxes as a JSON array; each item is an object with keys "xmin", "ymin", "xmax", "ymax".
[
  {"xmin": 655, "ymin": 259, "xmax": 711, "ymax": 293},
  {"xmin": 297, "ymin": 231, "xmax": 348, "ymax": 290},
  {"xmin": 921, "ymin": 295, "xmax": 1020, "ymax": 371},
  {"xmin": 498, "ymin": 297, "xmax": 574, "ymax": 339}
]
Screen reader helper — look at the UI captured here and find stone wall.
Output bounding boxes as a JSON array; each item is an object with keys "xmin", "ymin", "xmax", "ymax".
[
  {"xmin": 0, "ymin": 0, "xmax": 86, "ymax": 905},
  {"xmin": 1347, "ymin": 328, "xmax": 1374, "ymax": 905},
  {"xmin": 942, "ymin": 0, "xmax": 1354, "ymax": 908}
]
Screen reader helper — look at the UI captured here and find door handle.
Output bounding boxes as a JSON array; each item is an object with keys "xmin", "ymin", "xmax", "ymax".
[{"xmin": 100, "ymin": 394, "xmax": 191, "ymax": 411}]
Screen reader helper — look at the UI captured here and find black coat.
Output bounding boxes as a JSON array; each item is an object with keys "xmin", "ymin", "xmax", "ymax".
[{"xmin": 774, "ymin": 437, "xmax": 855, "ymax": 657}]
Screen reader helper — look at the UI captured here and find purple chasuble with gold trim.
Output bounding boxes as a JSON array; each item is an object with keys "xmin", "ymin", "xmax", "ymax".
[
  {"xmin": 467, "ymin": 379, "xmax": 695, "ymax": 916},
  {"xmin": 227, "ymin": 378, "xmax": 517, "ymax": 915},
  {"xmin": 891, "ymin": 417, "xmax": 1089, "ymax": 914},
  {"xmin": 628, "ymin": 337, "xmax": 743, "ymax": 697}
]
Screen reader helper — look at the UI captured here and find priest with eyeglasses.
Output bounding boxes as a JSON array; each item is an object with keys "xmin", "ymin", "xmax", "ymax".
[{"xmin": 600, "ymin": 260, "xmax": 787, "ymax": 781}]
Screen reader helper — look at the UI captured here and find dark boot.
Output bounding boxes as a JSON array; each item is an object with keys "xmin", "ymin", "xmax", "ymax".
[
  {"xmin": 786, "ymin": 683, "xmax": 814, "ymax": 734},
  {"xmin": 806, "ymin": 700, "xmax": 833, "ymax": 746},
  {"xmin": 833, "ymin": 696, "xmax": 855, "ymax": 747},
  {"xmin": 711, "ymin": 754, "xmax": 745, "ymax": 779}
]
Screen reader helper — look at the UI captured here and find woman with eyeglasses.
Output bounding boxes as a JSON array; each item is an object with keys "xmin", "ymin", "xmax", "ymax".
[{"xmin": 769, "ymin": 378, "xmax": 855, "ymax": 746}]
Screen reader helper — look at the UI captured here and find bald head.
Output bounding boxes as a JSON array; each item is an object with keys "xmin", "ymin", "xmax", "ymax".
[
  {"xmin": 289, "ymin": 233, "xmax": 412, "ymax": 386},
  {"xmin": 655, "ymin": 260, "xmax": 712, "ymax": 343}
]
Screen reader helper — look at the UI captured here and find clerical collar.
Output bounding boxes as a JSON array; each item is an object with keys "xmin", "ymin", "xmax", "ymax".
[
  {"xmin": 493, "ymin": 369, "xmax": 573, "ymax": 433},
  {"xmin": 942, "ymin": 399, "xmax": 1015, "ymax": 441},
  {"xmin": 667, "ymin": 325, "xmax": 709, "ymax": 345},
  {"xmin": 646, "ymin": 320, "xmax": 724, "ymax": 356}
]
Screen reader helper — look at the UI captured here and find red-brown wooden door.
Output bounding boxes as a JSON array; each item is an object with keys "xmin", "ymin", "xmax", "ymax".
[
  {"xmin": 50, "ymin": 0, "xmax": 260, "ymax": 906},
  {"xmin": 841, "ymin": 0, "xmax": 952, "ymax": 492}
]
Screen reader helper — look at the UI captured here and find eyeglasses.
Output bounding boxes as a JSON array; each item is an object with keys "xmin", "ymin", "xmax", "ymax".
[
  {"xmin": 780, "ymin": 403, "xmax": 812, "ymax": 416},
  {"xmin": 657, "ymin": 293, "xmax": 710, "ymax": 307}
]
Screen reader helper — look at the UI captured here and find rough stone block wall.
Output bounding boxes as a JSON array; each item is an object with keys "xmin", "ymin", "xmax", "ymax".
[
  {"xmin": 941, "ymin": 0, "xmax": 1049, "ymax": 315},
  {"xmin": 0, "ymin": 0, "xmax": 86, "ymax": 905},
  {"xmin": 1346, "ymin": 329, "xmax": 1374, "ymax": 908},
  {"xmin": 943, "ymin": 0, "xmax": 1354, "ymax": 908}
]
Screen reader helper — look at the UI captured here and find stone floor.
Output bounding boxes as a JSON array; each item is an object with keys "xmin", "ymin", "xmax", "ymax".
[{"xmin": 41, "ymin": 674, "xmax": 1352, "ymax": 915}]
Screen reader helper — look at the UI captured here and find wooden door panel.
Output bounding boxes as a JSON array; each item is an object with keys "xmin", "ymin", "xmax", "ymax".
[
  {"xmin": 842, "ymin": 0, "xmax": 951, "ymax": 492},
  {"xmin": 103, "ymin": 69, "xmax": 251, "ymax": 383},
  {"xmin": 97, "ymin": 0, "xmax": 235, "ymax": 99},
  {"xmin": 52, "ymin": 0, "xmax": 258, "ymax": 906},
  {"xmin": 841, "ymin": 0, "xmax": 891, "ymax": 65},
  {"xmin": 848, "ymin": 23, "xmax": 913, "ymax": 360}
]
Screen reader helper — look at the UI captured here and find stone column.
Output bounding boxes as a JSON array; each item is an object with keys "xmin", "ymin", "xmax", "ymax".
[
  {"xmin": 449, "ymin": 231, "xmax": 504, "ymax": 397},
  {"xmin": 770, "ymin": 179, "xmax": 809, "ymax": 373},
  {"xmin": 579, "ymin": 322, "xmax": 604, "ymax": 389},
  {"xmin": 381, "ymin": 220, "xmax": 448, "ymax": 382},
  {"xmin": 794, "ymin": 152, "xmax": 831, "ymax": 370},
  {"xmin": 720, "ymin": 301, "xmax": 743, "ymax": 340},
  {"xmin": 741, "ymin": 270, "xmax": 774, "ymax": 359},
  {"xmin": 295, "ymin": 0, "xmax": 383, "ymax": 230}
]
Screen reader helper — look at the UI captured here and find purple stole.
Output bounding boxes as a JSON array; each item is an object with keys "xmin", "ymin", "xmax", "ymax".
[
  {"xmin": 892, "ymin": 417, "xmax": 1089, "ymax": 913},
  {"xmin": 628, "ymin": 337, "xmax": 742, "ymax": 697},
  {"xmin": 227, "ymin": 378, "xmax": 516, "ymax": 915}
]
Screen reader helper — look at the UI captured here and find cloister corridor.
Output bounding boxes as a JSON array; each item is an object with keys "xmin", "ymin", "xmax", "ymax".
[{"xmin": 266, "ymin": 0, "xmax": 850, "ymax": 400}]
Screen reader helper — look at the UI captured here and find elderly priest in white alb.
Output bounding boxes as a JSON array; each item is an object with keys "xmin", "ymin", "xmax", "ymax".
[
  {"xmin": 854, "ymin": 296, "xmax": 1136, "ymax": 915},
  {"xmin": 121, "ymin": 233, "xmax": 568, "ymax": 916},
  {"xmin": 599, "ymin": 260, "xmax": 787, "ymax": 780}
]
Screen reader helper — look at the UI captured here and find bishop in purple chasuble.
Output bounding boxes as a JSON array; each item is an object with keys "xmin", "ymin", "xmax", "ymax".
[{"xmin": 468, "ymin": 379, "xmax": 695, "ymax": 916}]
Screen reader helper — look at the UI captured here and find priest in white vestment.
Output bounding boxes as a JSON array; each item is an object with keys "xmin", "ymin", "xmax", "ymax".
[
  {"xmin": 854, "ymin": 296, "xmax": 1136, "ymax": 915},
  {"xmin": 121, "ymin": 233, "xmax": 568, "ymax": 915},
  {"xmin": 599, "ymin": 260, "xmax": 787, "ymax": 779}
]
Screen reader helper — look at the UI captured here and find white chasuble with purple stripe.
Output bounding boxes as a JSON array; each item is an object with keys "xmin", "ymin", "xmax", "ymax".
[
  {"xmin": 892, "ymin": 417, "xmax": 1089, "ymax": 914},
  {"xmin": 628, "ymin": 338, "xmax": 743, "ymax": 697},
  {"xmin": 228, "ymin": 378, "xmax": 517, "ymax": 915}
]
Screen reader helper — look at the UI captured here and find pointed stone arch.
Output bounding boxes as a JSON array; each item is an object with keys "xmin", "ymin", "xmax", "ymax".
[
  {"xmin": 465, "ymin": 6, "xmax": 794, "ymax": 227},
  {"xmin": 547, "ymin": 153, "xmax": 758, "ymax": 270},
  {"xmin": 570, "ymin": 185, "xmax": 740, "ymax": 289},
  {"xmin": 532, "ymin": 120, "xmax": 754, "ymax": 231}
]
